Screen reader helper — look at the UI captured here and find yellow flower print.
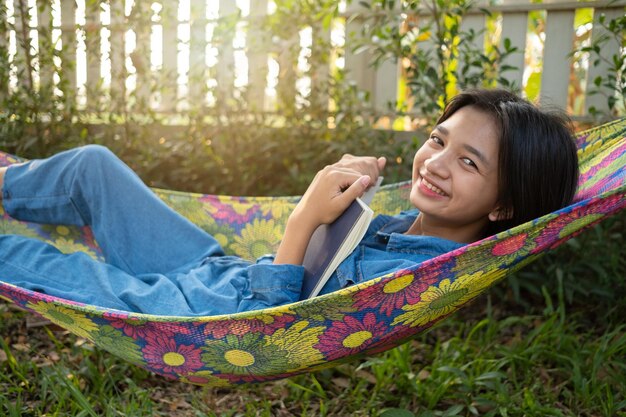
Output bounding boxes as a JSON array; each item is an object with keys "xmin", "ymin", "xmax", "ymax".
[
  {"xmin": 40, "ymin": 224, "xmax": 85, "ymax": 242},
  {"xmin": 369, "ymin": 186, "xmax": 412, "ymax": 215},
  {"xmin": 92, "ymin": 325, "xmax": 144, "ymax": 365},
  {"xmin": 51, "ymin": 238, "xmax": 98, "ymax": 260},
  {"xmin": 0, "ymin": 219, "xmax": 41, "ymax": 239},
  {"xmin": 558, "ymin": 213, "xmax": 604, "ymax": 239},
  {"xmin": 261, "ymin": 201, "xmax": 296, "ymax": 222},
  {"xmin": 27, "ymin": 301, "xmax": 98, "ymax": 339},
  {"xmin": 392, "ymin": 269, "xmax": 506, "ymax": 328},
  {"xmin": 0, "ymin": 294, "xmax": 14, "ymax": 304},
  {"xmin": 230, "ymin": 219, "xmax": 283, "ymax": 260},
  {"xmin": 265, "ymin": 321, "xmax": 326, "ymax": 371},
  {"xmin": 292, "ymin": 295, "xmax": 357, "ymax": 323},
  {"xmin": 202, "ymin": 333, "xmax": 289, "ymax": 376}
]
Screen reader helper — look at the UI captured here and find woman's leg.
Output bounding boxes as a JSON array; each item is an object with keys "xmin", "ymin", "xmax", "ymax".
[
  {"xmin": 0, "ymin": 234, "xmax": 219, "ymax": 315},
  {"xmin": 2, "ymin": 145, "xmax": 223, "ymax": 275}
]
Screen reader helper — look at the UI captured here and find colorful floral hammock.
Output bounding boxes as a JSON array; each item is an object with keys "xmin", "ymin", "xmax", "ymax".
[{"xmin": 1, "ymin": 118, "xmax": 624, "ymax": 386}]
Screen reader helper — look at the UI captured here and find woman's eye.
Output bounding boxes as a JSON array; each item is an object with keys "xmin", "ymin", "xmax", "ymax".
[
  {"xmin": 430, "ymin": 135, "xmax": 443, "ymax": 146},
  {"xmin": 461, "ymin": 157, "xmax": 477, "ymax": 168}
]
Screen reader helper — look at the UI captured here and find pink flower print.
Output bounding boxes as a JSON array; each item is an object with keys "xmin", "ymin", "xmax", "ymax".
[
  {"xmin": 142, "ymin": 333, "xmax": 204, "ymax": 375},
  {"xmin": 353, "ymin": 273, "xmax": 434, "ymax": 316},
  {"xmin": 106, "ymin": 318, "xmax": 194, "ymax": 340},
  {"xmin": 315, "ymin": 312, "xmax": 387, "ymax": 361},
  {"xmin": 202, "ymin": 195, "xmax": 261, "ymax": 224},
  {"xmin": 489, "ymin": 233, "xmax": 535, "ymax": 266},
  {"xmin": 533, "ymin": 195, "xmax": 622, "ymax": 253}
]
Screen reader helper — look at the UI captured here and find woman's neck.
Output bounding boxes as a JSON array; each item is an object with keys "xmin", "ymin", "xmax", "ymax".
[{"xmin": 404, "ymin": 214, "xmax": 486, "ymax": 244}]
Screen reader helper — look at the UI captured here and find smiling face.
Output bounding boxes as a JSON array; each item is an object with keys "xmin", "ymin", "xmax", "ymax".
[{"xmin": 408, "ymin": 105, "xmax": 504, "ymax": 243}]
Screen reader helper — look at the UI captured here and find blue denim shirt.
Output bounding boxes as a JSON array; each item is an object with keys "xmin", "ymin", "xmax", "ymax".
[{"xmin": 243, "ymin": 209, "xmax": 464, "ymax": 312}]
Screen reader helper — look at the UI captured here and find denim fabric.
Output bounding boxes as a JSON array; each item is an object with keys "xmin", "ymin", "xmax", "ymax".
[
  {"xmin": 214, "ymin": 216, "xmax": 464, "ymax": 298},
  {"xmin": 1, "ymin": 145, "xmax": 303, "ymax": 316},
  {"xmin": 1, "ymin": 145, "xmax": 463, "ymax": 316}
]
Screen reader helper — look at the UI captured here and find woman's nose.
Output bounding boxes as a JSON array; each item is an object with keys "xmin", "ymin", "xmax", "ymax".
[{"xmin": 424, "ymin": 152, "xmax": 450, "ymax": 178}]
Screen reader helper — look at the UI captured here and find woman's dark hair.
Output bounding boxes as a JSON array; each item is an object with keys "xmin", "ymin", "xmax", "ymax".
[{"xmin": 437, "ymin": 88, "xmax": 579, "ymax": 236}]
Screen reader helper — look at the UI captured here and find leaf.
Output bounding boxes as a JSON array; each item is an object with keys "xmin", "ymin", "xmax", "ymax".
[
  {"xmin": 379, "ymin": 409, "xmax": 416, "ymax": 417},
  {"xmin": 442, "ymin": 404, "xmax": 465, "ymax": 417}
]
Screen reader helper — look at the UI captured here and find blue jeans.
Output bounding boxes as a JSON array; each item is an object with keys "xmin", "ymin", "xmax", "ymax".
[{"xmin": 0, "ymin": 145, "xmax": 278, "ymax": 316}]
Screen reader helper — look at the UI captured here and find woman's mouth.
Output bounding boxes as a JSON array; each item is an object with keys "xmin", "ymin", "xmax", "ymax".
[{"xmin": 419, "ymin": 177, "xmax": 448, "ymax": 197}]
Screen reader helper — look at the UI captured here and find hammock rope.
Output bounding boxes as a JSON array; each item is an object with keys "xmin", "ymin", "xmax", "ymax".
[{"xmin": 1, "ymin": 118, "xmax": 624, "ymax": 386}]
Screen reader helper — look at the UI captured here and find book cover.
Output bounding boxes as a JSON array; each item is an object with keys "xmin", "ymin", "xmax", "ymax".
[{"xmin": 299, "ymin": 177, "xmax": 382, "ymax": 300}]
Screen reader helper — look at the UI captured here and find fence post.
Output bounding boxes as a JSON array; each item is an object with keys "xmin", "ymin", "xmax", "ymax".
[
  {"xmin": 0, "ymin": 2, "xmax": 9, "ymax": 101},
  {"xmin": 130, "ymin": 1, "xmax": 151, "ymax": 110},
  {"xmin": 499, "ymin": 9, "xmax": 527, "ymax": 90},
  {"xmin": 247, "ymin": 0, "xmax": 268, "ymax": 112},
  {"xmin": 585, "ymin": 7, "xmax": 624, "ymax": 117},
  {"xmin": 36, "ymin": 0, "xmax": 54, "ymax": 103},
  {"xmin": 216, "ymin": 0, "xmax": 236, "ymax": 106},
  {"xmin": 109, "ymin": 0, "xmax": 125, "ymax": 113},
  {"xmin": 540, "ymin": 8, "xmax": 575, "ymax": 109},
  {"xmin": 188, "ymin": 1, "xmax": 206, "ymax": 110},
  {"xmin": 59, "ymin": 0, "xmax": 76, "ymax": 109},
  {"xmin": 344, "ymin": 1, "xmax": 400, "ymax": 114},
  {"xmin": 13, "ymin": 0, "xmax": 33, "ymax": 91},
  {"xmin": 160, "ymin": 0, "xmax": 178, "ymax": 113},
  {"xmin": 344, "ymin": 2, "xmax": 375, "ymax": 102},
  {"xmin": 459, "ymin": 11, "xmax": 486, "ymax": 86},
  {"xmin": 85, "ymin": 0, "xmax": 102, "ymax": 111},
  {"xmin": 310, "ymin": 17, "xmax": 331, "ymax": 111}
]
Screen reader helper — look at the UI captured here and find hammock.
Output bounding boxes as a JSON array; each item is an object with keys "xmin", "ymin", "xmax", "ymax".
[{"xmin": 1, "ymin": 118, "xmax": 624, "ymax": 386}]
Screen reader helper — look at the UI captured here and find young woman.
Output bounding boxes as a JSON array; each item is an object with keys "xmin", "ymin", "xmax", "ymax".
[{"xmin": 0, "ymin": 89, "xmax": 579, "ymax": 316}]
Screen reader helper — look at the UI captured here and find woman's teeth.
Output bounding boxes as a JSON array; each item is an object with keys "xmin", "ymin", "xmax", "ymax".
[{"xmin": 423, "ymin": 179, "xmax": 447, "ymax": 196}]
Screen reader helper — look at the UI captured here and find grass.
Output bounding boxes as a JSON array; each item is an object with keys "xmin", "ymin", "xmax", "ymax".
[{"xmin": 1, "ymin": 211, "xmax": 624, "ymax": 416}]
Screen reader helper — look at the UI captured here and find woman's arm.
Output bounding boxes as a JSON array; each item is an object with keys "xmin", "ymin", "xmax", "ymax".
[{"xmin": 274, "ymin": 155, "xmax": 386, "ymax": 266}]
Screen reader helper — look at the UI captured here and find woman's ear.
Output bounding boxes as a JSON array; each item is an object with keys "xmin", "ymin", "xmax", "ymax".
[{"xmin": 489, "ymin": 206, "xmax": 513, "ymax": 222}]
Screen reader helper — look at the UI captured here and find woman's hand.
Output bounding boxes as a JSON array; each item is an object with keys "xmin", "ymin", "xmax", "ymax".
[
  {"xmin": 332, "ymin": 154, "xmax": 386, "ymax": 188},
  {"xmin": 292, "ymin": 165, "xmax": 372, "ymax": 230},
  {"xmin": 274, "ymin": 155, "xmax": 385, "ymax": 266}
]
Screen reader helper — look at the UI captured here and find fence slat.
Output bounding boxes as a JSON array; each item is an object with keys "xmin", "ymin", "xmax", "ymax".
[
  {"xmin": 344, "ymin": 2, "xmax": 375, "ymax": 106},
  {"xmin": 160, "ymin": 0, "xmax": 178, "ymax": 112},
  {"xmin": 374, "ymin": 59, "xmax": 398, "ymax": 113},
  {"xmin": 459, "ymin": 13, "xmax": 485, "ymax": 85},
  {"xmin": 85, "ymin": 0, "xmax": 101, "ymax": 110},
  {"xmin": 131, "ymin": 1, "xmax": 151, "ymax": 108},
  {"xmin": 36, "ymin": 0, "xmax": 53, "ymax": 101},
  {"xmin": 540, "ymin": 9, "xmax": 575, "ymax": 109},
  {"xmin": 247, "ymin": 0, "xmax": 268, "ymax": 111},
  {"xmin": 216, "ymin": 0, "xmax": 236, "ymax": 105},
  {"xmin": 109, "ymin": 0, "xmax": 125, "ymax": 112},
  {"xmin": 585, "ymin": 8, "xmax": 624, "ymax": 116},
  {"xmin": 5, "ymin": 0, "xmax": 625, "ymax": 122},
  {"xmin": 13, "ymin": 0, "xmax": 32, "ymax": 91},
  {"xmin": 188, "ymin": 1, "xmax": 206, "ymax": 108},
  {"xmin": 0, "ymin": 3, "xmax": 9, "ymax": 100},
  {"xmin": 310, "ymin": 22, "xmax": 330, "ymax": 110},
  {"xmin": 60, "ymin": 0, "xmax": 76, "ymax": 107},
  {"xmin": 499, "ymin": 10, "xmax": 527, "ymax": 90}
]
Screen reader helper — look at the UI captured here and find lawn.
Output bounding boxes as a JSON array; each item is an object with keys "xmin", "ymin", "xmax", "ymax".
[{"xmin": 1, "ymin": 211, "xmax": 624, "ymax": 416}]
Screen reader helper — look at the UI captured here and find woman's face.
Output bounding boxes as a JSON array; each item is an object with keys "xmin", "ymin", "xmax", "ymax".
[{"xmin": 410, "ymin": 105, "xmax": 502, "ymax": 242}]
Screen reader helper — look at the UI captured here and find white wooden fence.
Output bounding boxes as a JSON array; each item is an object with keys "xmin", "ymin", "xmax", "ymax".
[{"xmin": 1, "ymin": 0, "xmax": 624, "ymax": 122}]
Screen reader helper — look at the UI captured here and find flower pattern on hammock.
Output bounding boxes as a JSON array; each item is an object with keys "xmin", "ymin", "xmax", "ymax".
[{"xmin": 0, "ymin": 118, "xmax": 625, "ymax": 386}]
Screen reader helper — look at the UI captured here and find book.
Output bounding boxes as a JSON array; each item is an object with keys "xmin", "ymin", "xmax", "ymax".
[{"xmin": 300, "ymin": 177, "xmax": 383, "ymax": 299}]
